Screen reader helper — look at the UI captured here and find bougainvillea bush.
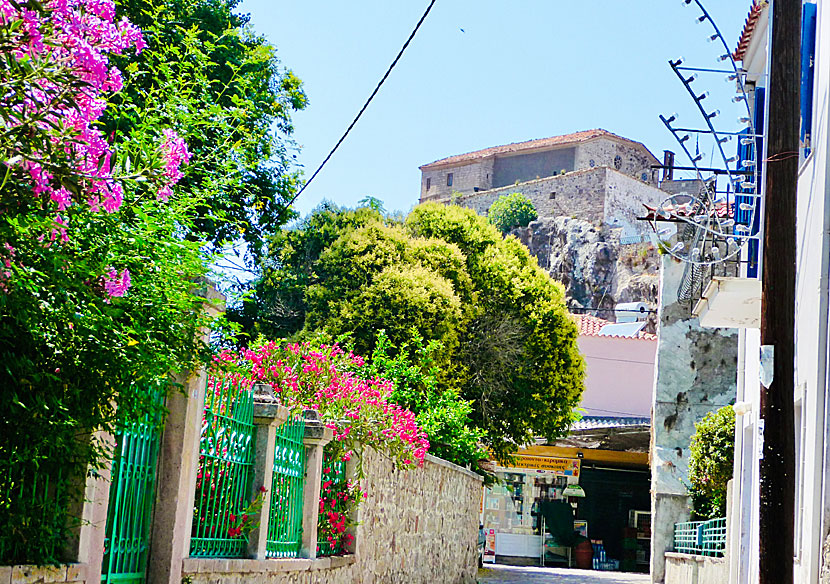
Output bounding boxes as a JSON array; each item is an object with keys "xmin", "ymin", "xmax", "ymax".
[
  {"xmin": 214, "ymin": 340, "xmax": 431, "ymax": 553},
  {"xmin": 317, "ymin": 453, "xmax": 359, "ymax": 555},
  {"xmin": 223, "ymin": 340, "xmax": 431, "ymax": 469},
  {"xmin": 0, "ymin": 0, "xmax": 214, "ymax": 563}
]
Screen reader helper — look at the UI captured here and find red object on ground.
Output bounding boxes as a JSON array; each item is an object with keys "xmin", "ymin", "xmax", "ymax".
[{"xmin": 574, "ymin": 540, "xmax": 593, "ymax": 570}]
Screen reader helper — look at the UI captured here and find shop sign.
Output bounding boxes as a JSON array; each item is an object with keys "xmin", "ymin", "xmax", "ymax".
[
  {"xmin": 504, "ymin": 455, "xmax": 581, "ymax": 477},
  {"xmin": 483, "ymin": 529, "xmax": 496, "ymax": 562}
]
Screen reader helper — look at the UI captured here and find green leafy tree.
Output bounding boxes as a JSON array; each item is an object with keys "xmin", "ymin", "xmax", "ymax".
[
  {"xmin": 229, "ymin": 203, "xmax": 384, "ymax": 341},
  {"xmin": 406, "ymin": 204, "xmax": 583, "ymax": 460},
  {"xmin": 233, "ymin": 202, "xmax": 585, "ymax": 463},
  {"xmin": 361, "ymin": 331, "xmax": 487, "ymax": 467},
  {"xmin": 0, "ymin": 3, "xmax": 216, "ymax": 562},
  {"xmin": 487, "ymin": 192, "xmax": 538, "ymax": 233},
  {"xmin": 107, "ymin": 0, "xmax": 308, "ymax": 259},
  {"xmin": 688, "ymin": 405, "xmax": 735, "ymax": 520}
]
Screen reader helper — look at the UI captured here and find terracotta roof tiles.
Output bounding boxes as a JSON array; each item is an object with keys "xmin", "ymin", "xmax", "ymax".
[
  {"xmin": 419, "ymin": 129, "xmax": 651, "ymax": 170},
  {"xmin": 733, "ymin": 1, "xmax": 768, "ymax": 62},
  {"xmin": 573, "ymin": 314, "xmax": 657, "ymax": 341}
]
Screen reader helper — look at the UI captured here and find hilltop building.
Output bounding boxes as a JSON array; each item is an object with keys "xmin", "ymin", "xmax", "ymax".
[{"xmin": 418, "ymin": 129, "xmax": 671, "ymax": 239}]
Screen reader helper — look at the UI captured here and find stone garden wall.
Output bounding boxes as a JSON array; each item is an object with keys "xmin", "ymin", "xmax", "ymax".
[{"xmin": 182, "ymin": 449, "xmax": 483, "ymax": 584}]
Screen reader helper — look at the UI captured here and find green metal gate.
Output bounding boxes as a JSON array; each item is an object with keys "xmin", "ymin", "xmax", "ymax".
[
  {"xmin": 266, "ymin": 416, "xmax": 305, "ymax": 558},
  {"xmin": 101, "ymin": 388, "xmax": 164, "ymax": 584},
  {"xmin": 190, "ymin": 375, "xmax": 255, "ymax": 558}
]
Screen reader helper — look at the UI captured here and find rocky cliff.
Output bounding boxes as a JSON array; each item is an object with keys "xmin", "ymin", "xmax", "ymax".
[{"xmin": 511, "ymin": 217, "xmax": 659, "ymax": 320}]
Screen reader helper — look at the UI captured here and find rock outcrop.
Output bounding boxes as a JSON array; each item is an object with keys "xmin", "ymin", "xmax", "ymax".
[{"xmin": 511, "ymin": 217, "xmax": 659, "ymax": 319}]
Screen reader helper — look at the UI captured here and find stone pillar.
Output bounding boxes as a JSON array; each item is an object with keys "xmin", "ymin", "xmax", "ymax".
[
  {"xmin": 650, "ymin": 256, "xmax": 738, "ymax": 582},
  {"xmin": 63, "ymin": 432, "xmax": 114, "ymax": 582},
  {"xmin": 300, "ymin": 412, "xmax": 334, "ymax": 560},
  {"xmin": 246, "ymin": 401, "xmax": 289, "ymax": 559},
  {"xmin": 148, "ymin": 287, "xmax": 225, "ymax": 584}
]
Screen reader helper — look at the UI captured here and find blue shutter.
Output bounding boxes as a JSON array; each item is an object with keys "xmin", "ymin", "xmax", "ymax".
[
  {"xmin": 744, "ymin": 88, "xmax": 765, "ymax": 278},
  {"xmin": 801, "ymin": 3, "xmax": 817, "ymax": 157}
]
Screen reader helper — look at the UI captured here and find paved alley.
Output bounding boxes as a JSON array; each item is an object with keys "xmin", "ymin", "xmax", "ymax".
[{"xmin": 478, "ymin": 565, "xmax": 651, "ymax": 584}]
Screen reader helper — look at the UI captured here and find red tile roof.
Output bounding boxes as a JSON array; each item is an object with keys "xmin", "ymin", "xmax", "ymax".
[
  {"xmin": 573, "ymin": 314, "xmax": 657, "ymax": 341},
  {"xmin": 419, "ymin": 129, "xmax": 652, "ymax": 170},
  {"xmin": 733, "ymin": 1, "xmax": 768, "ymax": 62}
]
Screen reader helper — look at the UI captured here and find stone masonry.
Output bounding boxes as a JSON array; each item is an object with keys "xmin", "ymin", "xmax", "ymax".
[
  {"xmin": 181, "ymin": 449, "xmax": 483, "ymax": 584},
  {"xmin": 419, "ymin": 130, "xmax": 660, "ymax": 203},
  {"xmin": 451, "ymin": 166, "xmax": 668, "ymax": 239}
]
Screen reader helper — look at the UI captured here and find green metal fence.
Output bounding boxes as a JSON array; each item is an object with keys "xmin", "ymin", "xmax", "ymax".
[
  {"xmin": 266, "ymin": 416, "xmax": 306, "ymax": 558},
  {"xmin": 102, "ymin": 386, "xmax": 164, "ymax": 584},
  {"xmin": 190, "ymin": 376, "xmax": 256, "ymax": 558},
  {"xmin": 673, "ymin": 517, "xmax": 727, "ymax": 557},
  {"xmin": 317, "ymin": 454, "xmax": 347, "ymax": 557},
  {"xmin": 0, "ymin": 462, "xmax": 71, "ymax": 564}
]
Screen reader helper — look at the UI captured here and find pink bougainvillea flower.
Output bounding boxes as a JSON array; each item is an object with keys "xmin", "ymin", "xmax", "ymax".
[
  {"xmin": 160, "ymin": 128, "xmax": 191, "ymax": 183},
  {"xmin": 157, "ymin": 184, "xmax": 173, "ymax": 202},
  {"xmin": 103, "ymin": 268, "xmax": 131, "ymax": 298},
  {"xmin": 51, "ymin": 187, "xmax": 72, "ymax": 211},
  {"xmin": 50, "ymin": 215, "xmax": 69, "ymax": 244}
]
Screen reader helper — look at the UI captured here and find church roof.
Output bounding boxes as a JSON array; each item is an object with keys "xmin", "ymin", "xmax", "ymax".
[{"xmin": 419, "ymin": 129, "xmax": 653, "ymax": 170}]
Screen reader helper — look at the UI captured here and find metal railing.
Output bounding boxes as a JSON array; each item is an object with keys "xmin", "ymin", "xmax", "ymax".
[
  {"xmin": 102, "ymin": 385, "xmax": 164, "ymax": 584},
  {"xmin": 317, "ymin": 454, "xmax": 348, "ymax": 557},
  {"xmin": 190, "ymin": 376, "xmax": 256, "ymax": 558},
  {"xmin": 0, "ymin": 463, "xmax": 71, "ymax": 564},
  {"xmin": 674, "ymin": 517, "xmax": 727, "ymax": 557},
  {"xmin": 266, "ymin": 416, "xmax": 306, "ymax": 558}
]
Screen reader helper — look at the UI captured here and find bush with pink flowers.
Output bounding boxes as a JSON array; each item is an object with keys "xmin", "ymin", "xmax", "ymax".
[
  {"xmin": 215, "ymin": 340, "xmax": 431, "ymax": 556},
  {"xmin": 0, "ymin": 0, "xmax": 215, "ymax": 563},
  {"xmin": 227, "ymin": 340, "xmax": 431, "ymax": 470}
]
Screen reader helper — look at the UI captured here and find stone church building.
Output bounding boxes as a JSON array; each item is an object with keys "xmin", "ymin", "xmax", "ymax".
[{"xmin": 418, "ymin": 129, "xmax": 669, "ymax": 240}]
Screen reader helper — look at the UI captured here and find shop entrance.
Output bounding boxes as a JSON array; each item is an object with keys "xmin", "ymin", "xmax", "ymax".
[{"xmin": 577, "ymin": 466, "xmax": 651, "ymax": 572}]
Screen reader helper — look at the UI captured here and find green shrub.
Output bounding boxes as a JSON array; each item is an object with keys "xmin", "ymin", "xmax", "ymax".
[
  {"xmin": 688, "ymin": 405, "xmax": 735, "ymax": 520},
  {"xmin": 487, "ymin": 193, "xmax": 538, "ymax": 233}
]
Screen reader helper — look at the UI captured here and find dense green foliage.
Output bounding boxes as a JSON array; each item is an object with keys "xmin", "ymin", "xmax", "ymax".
[
  {"xmin": 1, "ymin": 0, "xmax": 306, "ymax": 563},
  {"xmin": 487, "ymin": 192, "xmax": 538, "ymax": 233},
  {"xmin": 361, "ymin": 332, "xmax": 487, "ymax": 467},
  {"xmin": 107, "ymin": 0, "xmax": 308, "ymax": 259},
  {"xmin": 232, "ymin": 203, "xmax": 585, "ymax": 463},
  {"xmin": 688, "ymin": 405, "xmax": 735, "ymax": 520}
]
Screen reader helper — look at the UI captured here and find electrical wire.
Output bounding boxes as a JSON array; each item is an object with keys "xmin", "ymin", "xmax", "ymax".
[{"xmin": 284, "ymin": 0, "xmax": 438, "ymax": 209}]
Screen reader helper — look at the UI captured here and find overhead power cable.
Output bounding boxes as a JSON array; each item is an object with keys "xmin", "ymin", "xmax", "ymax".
[{"xmin": 285, "ymin": 0, "xmax": 438, "ymax": 209}]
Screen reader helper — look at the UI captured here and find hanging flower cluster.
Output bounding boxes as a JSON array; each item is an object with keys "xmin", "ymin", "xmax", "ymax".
[
  {"xmin": 0, "ymin": 0, "xmax": 190, "ymax": 299},
  {"xmin": 218, "ymin": 341, "xmax": 431, "ymax": 469},
  {"xmin": 1, "ymin": 0, "xmax": 144, "ymax": 214},
  {"xmin": 317, "ymin": 457, "xmax": 359, "ymax": 554}
]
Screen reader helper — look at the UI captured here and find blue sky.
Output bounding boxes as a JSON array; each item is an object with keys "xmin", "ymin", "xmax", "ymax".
[{"xmin": 239, "ymin": 1, "xmax": 754, "ymax": 217}]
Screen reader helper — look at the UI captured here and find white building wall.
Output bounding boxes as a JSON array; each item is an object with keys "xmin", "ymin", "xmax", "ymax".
[{"xmin": 729, "ymin": 2, "xmax": 830, "ymax": 583}]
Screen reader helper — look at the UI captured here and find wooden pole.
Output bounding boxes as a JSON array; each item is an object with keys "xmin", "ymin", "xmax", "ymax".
[{"xmin": 758, "ymin": 0, "xmax": 799, "ymax": 582}]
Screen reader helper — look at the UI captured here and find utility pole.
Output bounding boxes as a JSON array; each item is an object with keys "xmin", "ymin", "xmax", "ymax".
[{"xmin": 759, "ymin": 0, "xmax": 799, "ymax": 582}]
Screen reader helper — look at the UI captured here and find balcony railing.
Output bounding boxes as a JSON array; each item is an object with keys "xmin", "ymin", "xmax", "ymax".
[{"xmin": 673, "ymin": 517, "xmax": 727, "ymax": 557}]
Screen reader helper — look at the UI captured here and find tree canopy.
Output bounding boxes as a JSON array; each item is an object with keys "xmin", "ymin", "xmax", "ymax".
[
  {"xmin": 107, "ymin": 0, "xmax": 308, "ymax": 259},
  {"xmin": 0, "ymin": 0, "xmax": 307, "ymax": 562},
  {"xmin": 487, "ymin": 192, "xmax": 538, "ymax": 233},
  {"xmin": 232, "ymin": 202, "xmax": 585, "ymax": 462},
  {"xmin": 688, "ymin": 405, "xmax": 735, "ymax": 520}
]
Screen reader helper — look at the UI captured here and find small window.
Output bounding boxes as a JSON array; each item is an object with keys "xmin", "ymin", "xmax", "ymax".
[
  {"xmin": 426, "ymin": 178, "xmax": 431, "ymax": 190},
  {"xmin": 447, "ymin": 173, "xmax": 453, "ymax": 187}
]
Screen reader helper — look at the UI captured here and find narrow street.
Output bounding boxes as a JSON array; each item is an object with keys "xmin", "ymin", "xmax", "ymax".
[{"xmin": 478, "ymin": 565, "xmax": 651, "ymax": 584}]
